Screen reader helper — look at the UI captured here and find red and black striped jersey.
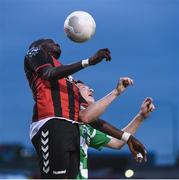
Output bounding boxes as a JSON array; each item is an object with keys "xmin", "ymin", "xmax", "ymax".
[{"xmin": 24, "ymin": 47, "xmax": 86, "ymax": 123}]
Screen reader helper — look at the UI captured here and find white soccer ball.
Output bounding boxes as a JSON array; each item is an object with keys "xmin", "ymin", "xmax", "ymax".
[{"xmin": 64, "ymin": 11, "xmax": 96, "ymax": 43}]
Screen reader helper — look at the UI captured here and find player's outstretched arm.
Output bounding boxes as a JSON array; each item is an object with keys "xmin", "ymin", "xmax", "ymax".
[
  {"xmin": 26, "ymin": 47, "xmax": 111, "ymax": 81},
  {"xmin": 91, "ymin": 119, "xmax": 147, "ymax": 163},
  {"xmin": 90, "ymin": 97, "xmax": 155, "ymax": 163},
  {"xmin": 122, "ymin": 97, "xmax": 155, "ymax": 134},
  {"xmin": 39, "ymin": 48, "xmax": 111, "ymax": 80},
  {"xmin": 106, "ymin": 97, "xmax": 155, "ymax": 147},
  {"xmin": 79, "ymin": 77, "xmax": 133, "ymax": 123}
]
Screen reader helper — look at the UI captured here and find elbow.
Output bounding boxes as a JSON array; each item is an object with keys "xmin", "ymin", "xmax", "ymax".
[
  {"xmin": 114, "ymin": 144, "xmax": 123, "ymax": 149},
  {"xmin": 38, "ymin": 67, "xmax": 63, "ymax": 81},
  {"xmin": 115, "ymin": 142, "xmax": 126, "ymax": 150},
  {"xmin": 111, "ymin": 144, "xmax": 124, "ymax": 150},
  {"xmin": 108, "ymin": 138, "xmax": 126, "ymax": 149}
]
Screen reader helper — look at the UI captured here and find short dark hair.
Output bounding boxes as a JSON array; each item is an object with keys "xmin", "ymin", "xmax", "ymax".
[
  {"xmin": 29, "ymin": 39, "xmax": 47, "ymax": 49},
  {"xmin": 29, "ymin": 38, "xmax": 55, "ymax": 50}
]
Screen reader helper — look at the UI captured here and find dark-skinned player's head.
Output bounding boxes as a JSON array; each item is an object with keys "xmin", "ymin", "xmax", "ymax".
[{"xmin": 29, "ymin": 38, "xmax": 61, "ymax": 59}]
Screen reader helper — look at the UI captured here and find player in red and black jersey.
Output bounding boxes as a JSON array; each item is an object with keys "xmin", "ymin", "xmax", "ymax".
[{"xmin": 24, "ymin": 39, "xmax": 112, "ymax": 178}]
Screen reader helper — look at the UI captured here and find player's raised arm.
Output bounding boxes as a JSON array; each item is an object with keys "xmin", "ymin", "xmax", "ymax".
[
  {"xmin": 79, "ymin": 77, "xmax": 133, "ymax": 123},
  {"xmin": 98, "ymin": 97, "xmax": 155, "ymax": 162},
  {"xmin": 40, "ymin": 48, "xmax": 111, "ymax": 81},
  {"xmin": 123, "ymin": 97, "xmax": 155, "ymax": 134},
  {"xmin": 25, "ymin": 39, "xmax": 111, "ymax": 81}
]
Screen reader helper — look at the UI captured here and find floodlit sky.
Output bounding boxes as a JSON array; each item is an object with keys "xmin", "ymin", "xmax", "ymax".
[{"xmin": 0, "ymin": 0, "xmax": 178, "ymax": 164}]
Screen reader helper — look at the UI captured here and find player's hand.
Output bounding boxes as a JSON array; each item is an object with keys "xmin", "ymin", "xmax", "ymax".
[
  {"xmin": 127, "ymin": 135, "xmax": 147, "ymax": 163},
  {"xmin": 89, "ymin": 48, "xmax": 111, "ymax": 65},
  {"xmin": 139, "ymin": 97, "xmax": 155, "ymax": 119},
  {"xmin": 115, "ymin": 77, "xmax": 134, "ymax": 95}
]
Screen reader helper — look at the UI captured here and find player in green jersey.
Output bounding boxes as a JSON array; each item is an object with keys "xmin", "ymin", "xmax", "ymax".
[{"xmin": 76, "ymin": 81, "xmax": 155, "ymax": 179}]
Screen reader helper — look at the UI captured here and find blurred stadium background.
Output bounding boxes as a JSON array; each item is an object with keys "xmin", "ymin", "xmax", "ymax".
[{"xmin": 0, "ymin": 0, "xmax": 178, "ymax": 178}]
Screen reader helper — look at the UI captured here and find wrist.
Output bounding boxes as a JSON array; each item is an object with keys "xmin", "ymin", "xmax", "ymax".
[
  {"xmin": 138, "ymin": 111, "xmax": 147, "ymax": 119},
  {"xmin": 81, "ymin": 59, "xmax": 89, "ymax": 68},
  {"xmin": 121, "ymin": 132, "xmax": 131, "ymax": 142},
  {"xmin": 113, "ymin": 88, "xmax": 121, "ymax": 96}
]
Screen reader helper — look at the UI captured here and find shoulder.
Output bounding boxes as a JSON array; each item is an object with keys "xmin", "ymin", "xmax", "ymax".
[
  {"xmin": 86, "ymin": 125, "xmax": 96, "ymax": 137},
  {"xmin": 80, "ymin": 124, "xmax": 95, "ymax": 137}
]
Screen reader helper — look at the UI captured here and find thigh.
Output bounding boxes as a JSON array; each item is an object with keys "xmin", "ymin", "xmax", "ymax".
[
  {"xmin": 32, "ymin": 119, "xmax": 76, "ymax": 178},
  {"xmin": 67, "ymin": 123, "xmax": 80, "ymax": 178},
  {"xmin": 67, "ymin": 149, "xmax": 80, "ymax": 179}
]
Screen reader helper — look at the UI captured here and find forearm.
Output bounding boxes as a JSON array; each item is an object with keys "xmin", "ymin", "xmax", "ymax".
[
  {"xmin": 90, "ymin": 119, "xmax": 129, "ymax": 149},
  {"xmin": 79, "ymin": 89, "xmax": 120, "ymax": 123},
  {"xmin": 106, "ymin": 113, "xmax": 145, "ymax": 149},
  {"xmin": 39, "ymin": 61, "xmax": 84, "ymax": 80},
  {"xmin": 105, "ymin": 137, "xmax": 125, "ymax": 149},
  {"xmin": 90, "ymin": 119, "xmax": 124, "ymax": 140},
  {"xmin": 122, "ymin": 113, "xmax": 144, "ymax": 134}
]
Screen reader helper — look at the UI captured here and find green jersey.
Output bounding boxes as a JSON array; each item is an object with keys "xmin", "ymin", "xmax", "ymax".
[{"xmin": 76, "ymin": 124, "xmax": 111, "ymax": 179}]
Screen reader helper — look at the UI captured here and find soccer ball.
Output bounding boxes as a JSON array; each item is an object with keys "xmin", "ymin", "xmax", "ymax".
[{"xmin": 64, "ymin": 11, "xmax": 96, "ymax": 43}]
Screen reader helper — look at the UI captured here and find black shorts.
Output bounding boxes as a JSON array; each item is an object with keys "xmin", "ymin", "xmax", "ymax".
[{"xmin": 31, "ymin": 118, "xmax": 80, "ymax": 179}]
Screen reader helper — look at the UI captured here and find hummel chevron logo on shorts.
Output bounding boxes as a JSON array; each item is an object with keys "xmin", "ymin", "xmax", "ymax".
[{"xmin": 41, "ymin": 130, "xmax": 50, "ymax": 174}]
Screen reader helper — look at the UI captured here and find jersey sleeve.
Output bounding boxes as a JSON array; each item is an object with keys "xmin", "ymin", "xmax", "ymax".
[
  {"xmin": 26, "ymin": 47, "xmax": 52, "ymax": 73},
  {"xmin": 89, "ymin": 128, "xmax": 111, "ymax": 150}
]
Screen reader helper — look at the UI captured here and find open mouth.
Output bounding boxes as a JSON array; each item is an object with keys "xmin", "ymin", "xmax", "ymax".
[{"xmin": 88, "ymin": 93, "xmax": 93, "ymax": 97}]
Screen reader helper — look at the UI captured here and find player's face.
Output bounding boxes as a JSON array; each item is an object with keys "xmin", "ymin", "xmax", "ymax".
[
  {"xmin": 77, "ymin": 83, "xmax": 95, "ymax": 104},
  {"xmin": 41, "ymin": 39, "xmax": 61, "ymax": 59}
]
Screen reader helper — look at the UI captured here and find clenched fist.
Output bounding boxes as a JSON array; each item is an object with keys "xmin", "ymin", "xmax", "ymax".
[
  {"xmin": 115, "ymin": 77, "xmax": 134, "ymax": 95},
  {"xmin": 139, "ymin": 97, "xmax": 155, "ymax": 119},
  {"xmin": 89, "ymin": 48, "xmax": 111, "ymax": 65}
]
